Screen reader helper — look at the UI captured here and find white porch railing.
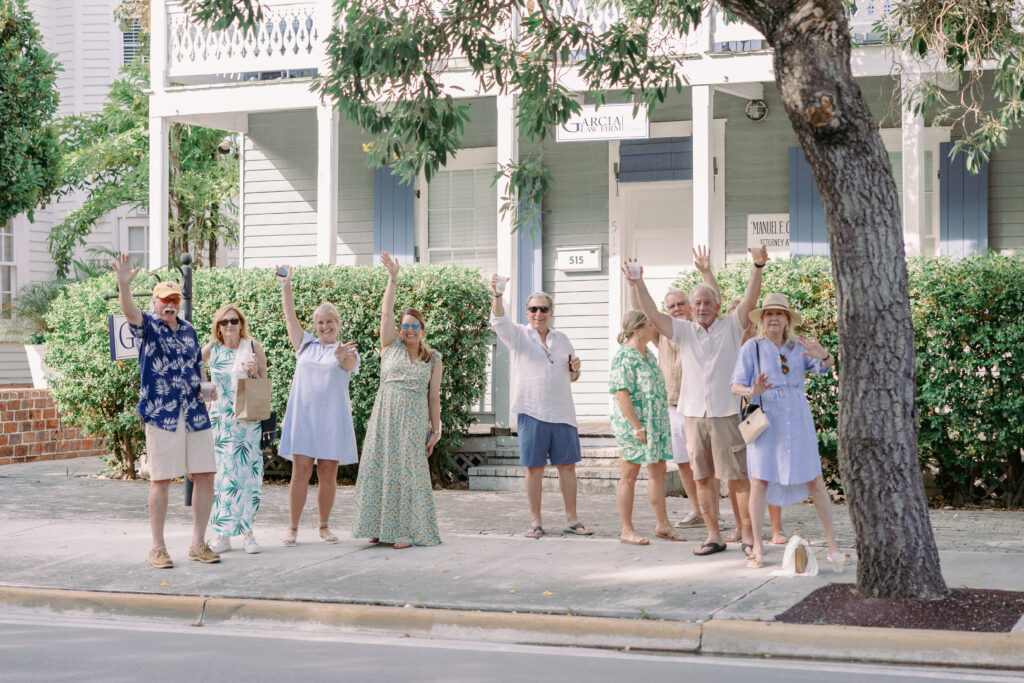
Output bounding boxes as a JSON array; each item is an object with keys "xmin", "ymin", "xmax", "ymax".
[
  {"xmin": 165, "ymin": 0, "xmax": 330, "ymax": 82},
  {"xmin": 711, "ymin": 0, "xmax": 893, "ymax": 49},
  {"xmin": 468, "ymin": 336, "xmax": 497, "ymax": 417}
]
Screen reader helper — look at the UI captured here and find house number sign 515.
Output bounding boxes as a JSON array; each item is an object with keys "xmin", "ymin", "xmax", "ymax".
[{"xmin": 556, "ymin": 246, "xmax": 602, "ymax": 272}]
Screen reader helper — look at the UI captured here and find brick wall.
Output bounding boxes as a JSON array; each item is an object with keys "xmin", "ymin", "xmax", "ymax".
[{"xmin": 0, "ymin": 388, "xmax": 106, "ymax": 466}]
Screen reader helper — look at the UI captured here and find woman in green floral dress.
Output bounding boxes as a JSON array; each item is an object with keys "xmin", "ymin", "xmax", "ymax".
[
  {"xmin": 352, "ymin": 252, "xmax": 442, "ymax": 548},
  {"xmin": 202, "ymin": 304, "xmax": 267, "ymax": 555},
  {"xmin": 609, "ymin": 310, "xmax": 685, "ymax": 546}
]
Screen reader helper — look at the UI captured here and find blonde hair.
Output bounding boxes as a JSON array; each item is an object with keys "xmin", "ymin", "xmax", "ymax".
[
  {"xmin": 400, "ymin": 308, "xmax": 432, "ymax": 363},
  {"xmin": 756, "ymin": 310, "xmax": 798, "ymax": 344},
  {"xmin": 617, "ymin": 310, "xmax": 649, "ymax": 345},
  {"xmin": 313, "ymin": 302, "xmax": 341, "ymax": 325},
  {"xmin": 209, "ymin": 304, "xmax": 251, "ymax": 345}
]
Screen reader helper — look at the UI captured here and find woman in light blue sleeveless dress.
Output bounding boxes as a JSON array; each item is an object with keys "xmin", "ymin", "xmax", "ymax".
[
  {"xmin": 202, "ymin": 304, "xmax": 267, "ymax": 555},
  {"xmin": 352, "ymin": 252, "xmax": 443, "ymax": 548},
  {"xmin": 276, "ymin": 266, "xmax": 359, "ymax": 547}
]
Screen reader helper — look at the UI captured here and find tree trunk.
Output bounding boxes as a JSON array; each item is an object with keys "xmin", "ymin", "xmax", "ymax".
[{"xmin": 724, "ymin": 0, "xmax": 947, "ymax": 599}]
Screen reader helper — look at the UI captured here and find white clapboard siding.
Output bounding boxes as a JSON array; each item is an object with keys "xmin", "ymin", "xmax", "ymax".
[
  {"xmin": 243, "ymin": 110, "xmax": 318, "ymax": 267},
  {"xmin": 0, "ymin": 344, "xmax": 32, "ymax": 385},
  {"xmin": 539, "ymin": 139, "xmax": 611, "ymax": 419},
  {"xmin": 990, "ymin": 126, "xmax": 1024, "ymax": 252},
  {"xmin": 336, "ymin": 119, "xmax": 374, "ymax": 265}
]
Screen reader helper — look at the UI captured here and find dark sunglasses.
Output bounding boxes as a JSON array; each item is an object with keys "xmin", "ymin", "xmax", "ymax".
[
  {"xmin": 218, "ymin": 317, "xmax": 241, "ymax": 327},
  {"xmin": 526, "ymin": 306, "xmax": 550, "ymax": 314},
  {"xmin": 779, "ymin": 353, "xmax": 790, "ymax": 374},
  {"xmin": 401, "ymin": 323, "xmax": 422, "ymax": 330}
]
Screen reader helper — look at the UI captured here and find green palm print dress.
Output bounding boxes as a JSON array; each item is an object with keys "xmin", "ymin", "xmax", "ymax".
[
  {"xmin": 609, "ymin": 344, "xmax": 672, "ymax": 465},
  {"xmin": 352, "ymin": 341, "xmax": 441, "ymax": 546},
  {"xmin": 208, "ymin": 342, "xmax": 263, "ymax": 536}
]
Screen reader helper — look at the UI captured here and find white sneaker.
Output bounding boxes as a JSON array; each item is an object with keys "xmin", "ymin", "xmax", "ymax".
[
  {"xmin": 208, "ymin": 534, "xmax": 231, "ymax": 553},
  {"xmin": 242, "ymin": 532, "xmax": 261, "ymax": 554},
  {"xmin": 674, "ymin": 511, "xmax": 704, "ymax": 528}
]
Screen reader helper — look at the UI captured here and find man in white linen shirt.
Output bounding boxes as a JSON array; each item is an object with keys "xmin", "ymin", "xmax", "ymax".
[
  {"xmin": 490, "ymin": 275, "xmax": 593, "ymax": 539},
  {"xmin": 625, "ymin": 246, "xmax": 767, "ymax": 557}
]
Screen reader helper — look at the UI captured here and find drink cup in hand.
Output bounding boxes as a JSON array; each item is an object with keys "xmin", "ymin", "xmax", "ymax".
[
  {"xmin": 494, "ymin": 275, "xmax": 509, "ymax": 295},
  {"xmin": 626, "ymin": 262, "xmax": 641, "ymax": 280},
  {"xmin": 200, "ymin": 381, "xmax": 215, "ymax": 402}
]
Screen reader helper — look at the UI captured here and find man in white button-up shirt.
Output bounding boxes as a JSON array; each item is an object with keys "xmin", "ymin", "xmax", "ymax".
[
  {"xmin": 490, "ymin": 276, "xmax": 593, "ymax": 539},
  {"xmin": 626, "ymin": 247, "xmax": 767, "ymax": 558}
]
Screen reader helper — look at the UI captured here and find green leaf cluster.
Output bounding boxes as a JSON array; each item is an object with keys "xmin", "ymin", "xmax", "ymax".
[
  {"xmin": 677, "ymin": 253, "xmax": 1024, "ymax": 505},
  {"xmin": 44, "ymin": 263, "xmax": 493, "ymax": 483},
  {"xmin": 0, "ymin": 0, "xmax": 62, "ymax": 224}
]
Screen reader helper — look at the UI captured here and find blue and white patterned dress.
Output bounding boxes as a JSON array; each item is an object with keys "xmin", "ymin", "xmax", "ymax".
[
  {"xmin": 207, "ymin": 342, "xmax": 263, "ymax": 537},
  {"xmin": 731, "ymin": 337, "xmax": 831, "ymax": 506},
  {"xmin": 278, "ymin": 332, "xmax": 359, "ymax": 464}
]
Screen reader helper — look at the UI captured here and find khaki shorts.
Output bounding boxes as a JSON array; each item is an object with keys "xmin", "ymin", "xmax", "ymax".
[
  {"xmin": 145, "ymin": 410, "xmax": 216, "ymax": 481},
  {"xmin": 684, "ymin": 416, "xmax": 747, "ymax": 481}
]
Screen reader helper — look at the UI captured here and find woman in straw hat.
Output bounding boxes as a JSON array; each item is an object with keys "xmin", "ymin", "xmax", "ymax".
[{"xmin": 729, "ymin": 293, "xmax": 845, "ymax": 571}]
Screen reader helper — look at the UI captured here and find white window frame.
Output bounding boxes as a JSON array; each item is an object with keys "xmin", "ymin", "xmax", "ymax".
[
  {"xmin": 118, "ymin": 214, "xmax": 150, "ymax": 269},
  {"xmin": 416, "ymin": 147, "xmax": 498, "ymax": 264},
  {"xmin": 0, "ymin": 219, "xmax": 15, "ymax": 320},
  {"xmin": 880, "ymin": 127, "xmax": 951, "ymax": 256}
]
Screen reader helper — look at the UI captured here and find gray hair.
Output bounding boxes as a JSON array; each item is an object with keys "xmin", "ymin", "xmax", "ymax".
[
  {"xmin": 689, "ymin": 284, "xmax": 720, "ymax": 308},
  {"xmin": 664, "ymin": 288, "xmax": 689, "ymax": 304},
  {"xmin": 525, "ymin": 291, "xmax": 554, "ymax": 311},
  {"xmin": 617, "ymin": 310, "xmax": 649, "ymax": 344}
]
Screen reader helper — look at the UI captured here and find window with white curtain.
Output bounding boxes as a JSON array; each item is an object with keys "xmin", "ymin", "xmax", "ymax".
[
  {"xmin": 427, "ymin": 168, "xmax": 497, "ymax": 272},
  {"xmin": 0, "ymin": 220, "xmax": 14, "ymax": 320}
]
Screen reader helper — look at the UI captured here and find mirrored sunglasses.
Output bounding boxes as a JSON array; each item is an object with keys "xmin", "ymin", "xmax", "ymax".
[{"xmin": 401, "ymin": 323, "xmax": 422, "ymax": 330}]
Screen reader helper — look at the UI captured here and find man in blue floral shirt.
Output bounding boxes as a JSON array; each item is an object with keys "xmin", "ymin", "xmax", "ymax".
[{"xmin": 113, "ymin": 254, "xmax": 220, "ymax": 568}]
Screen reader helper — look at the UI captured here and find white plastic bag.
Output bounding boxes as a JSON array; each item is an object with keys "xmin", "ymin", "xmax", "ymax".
[{"xmin": 770, "ymin": 533, "xmax": 819, "ymax": 577}]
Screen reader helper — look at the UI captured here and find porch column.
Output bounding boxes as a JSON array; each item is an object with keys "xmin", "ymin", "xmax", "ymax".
[
  {"xmin": 493, "ymin": 94, "xmax": 517, "ymax": 429},
  {"xmin": 316, "ymin": 104, "xmax": 339, "ymax": 265},
  {"xmin": 901, "ymin": 72, "xmax": 927, "ymax": 256},
  {"xmin": 692, "ymin": 86, "xmax": 720, "ymax": 265},
  {"xmin": 148, "ymin": 116, "xmax": 169, "ymax": 270}
]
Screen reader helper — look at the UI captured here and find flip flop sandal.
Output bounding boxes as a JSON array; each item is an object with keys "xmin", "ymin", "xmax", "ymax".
[
  {"xmin": 620, "ymin": 535, "xmax": 650, "ymax": 545},
  {"xmin": 282, "ymin": 527, "xmax": 298, "ymax": 547},
  {"xmin": 654, "ymin": 529, "xmax": 687, "ymax": 542},
  {"xmin": 525, "ymin": 526, "xmax": 544, "ymax": 539},
  {"xmin": 563, "ymin": 523, "xmax": 594, "ymax": 536},
  {"xmin": 746, "ymin": 555, "xmax": 765, "ymax": 569},
  {"xmin": 693, "ymin": 542, "xmax": 727, "ymax": 556},
  {"xmin": 318, "ymin": 524, "xmax": 339, "ymax": 544}
]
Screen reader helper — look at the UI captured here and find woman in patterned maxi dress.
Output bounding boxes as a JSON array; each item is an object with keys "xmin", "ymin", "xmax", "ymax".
[
  {"xmin": 352, "ymin": 252, "xmax": 442, "ymax": 548},
  {"xmin": 202, "ymin": 304, "xmax": 268, "ymax": 555},
  {"xmin": 609, "ymin": 310, "xmax": 685, "ymax": 546},
  {"xmin": 730, "ymin": 293, "xmax": 845, "ymax": 571}
]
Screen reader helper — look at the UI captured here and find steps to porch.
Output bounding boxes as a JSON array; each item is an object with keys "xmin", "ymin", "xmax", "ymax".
[{"xmin": 461, "ymin": 420, "xmax": 682, "ymax": 494}]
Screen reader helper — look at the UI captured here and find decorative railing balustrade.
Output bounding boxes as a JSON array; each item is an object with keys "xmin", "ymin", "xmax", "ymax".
[
  {"xmin": 165, "ymin": 0, "xmax": 330, "ymax": 82},
  {"xmin": 711, "ymin": 0, "xmax": 894, "ymax": 51}
]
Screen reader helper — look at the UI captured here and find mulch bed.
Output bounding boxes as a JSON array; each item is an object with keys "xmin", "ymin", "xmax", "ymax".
[{"xmin": 777, "ymin": 584, "xmax": 1024, "ymax": 632}]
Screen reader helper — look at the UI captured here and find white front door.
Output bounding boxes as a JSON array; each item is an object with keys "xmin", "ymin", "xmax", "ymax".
[{"xmin": 623, "ymin": 181, "xmax": 694, "ymax": 310}]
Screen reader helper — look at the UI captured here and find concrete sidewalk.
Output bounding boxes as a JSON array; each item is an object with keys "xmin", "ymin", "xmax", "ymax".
[{"xmin": 2, "ymin": 457, "xmax": 1024, "ymax": 669}]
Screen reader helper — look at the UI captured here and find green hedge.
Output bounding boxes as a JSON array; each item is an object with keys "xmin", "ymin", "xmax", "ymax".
[
  {"xmin": 45, "ymin": 264, "xmax": 493, "ymax": 483},
  {"xmin": 676, "ymin": 253, "xmax": 1024, "ymax": 506}
]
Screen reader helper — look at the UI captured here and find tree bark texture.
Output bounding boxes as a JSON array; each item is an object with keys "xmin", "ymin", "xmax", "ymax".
[{"xmin": 722, "ymin": 0, "xmax": 947, "ymax": 599}]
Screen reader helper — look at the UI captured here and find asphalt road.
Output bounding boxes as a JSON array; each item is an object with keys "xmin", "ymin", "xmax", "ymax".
[{"xmin": 1, "ymin": 608, "xmax": 1020, "ymax": 683}]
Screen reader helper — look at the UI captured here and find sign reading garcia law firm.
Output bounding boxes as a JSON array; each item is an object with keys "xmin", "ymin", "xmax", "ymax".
[
  {"xmin": 747, "ymin": 214, "xmax": 790, "ymax": 257},
  {"xmin": 108, "ymin": 314, "xmax": 139, "ymax": 361},
  {"xmin": 556, "ymin": 103, "xmax": 649, "ymax": 142}
]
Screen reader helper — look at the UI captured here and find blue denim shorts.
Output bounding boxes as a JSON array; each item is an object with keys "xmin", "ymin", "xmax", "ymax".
[{"xmin": 517, "ymin": 413, "xmax": 582, "ymax": 468}]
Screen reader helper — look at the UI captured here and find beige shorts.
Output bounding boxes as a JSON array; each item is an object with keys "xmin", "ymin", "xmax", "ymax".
[
  {"xmin": 145, "ymin": 409, "xmax": 216, "ymax": 481},
  {"xmin": 684, "ymin": 416, "xmax": 747, "ymax": 482}
]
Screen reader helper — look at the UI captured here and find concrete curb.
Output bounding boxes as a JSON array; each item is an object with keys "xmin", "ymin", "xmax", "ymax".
[
  {"xmin": 701, "ymin": 619, "xmax": 1024, "ymax": 669},
  {"xmin": 2, "ymin": 586, "xmax": 1023, "ymax": 669}
]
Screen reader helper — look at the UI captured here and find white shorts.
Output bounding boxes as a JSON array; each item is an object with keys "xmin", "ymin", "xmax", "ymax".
[
  {"xmin": 669, "ymin": 407, "xmax": 690, "ymax": 465},
  {"xmin": 145, "ymin": 408, "xmax": 216, "ymax": 481}
]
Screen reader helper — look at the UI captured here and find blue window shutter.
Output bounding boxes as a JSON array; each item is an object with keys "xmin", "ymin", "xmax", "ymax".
[
  {"xmin": 788, "ymin": 147, "xmax": 828, "ymax": 256},
  {"xmin": 516, "ymin": 199, "xmax": 543, "ymax": 325},
  {"xmin": 940, "ymin": 141, "xmax": 989, "ymax": 257},
  {"xmin": 618, "ymin": 137, "xmax": 692, "ymax": 182},
  {"xmin": 373, "ymin": 167, "xmax": 415, "ymax": 264}
]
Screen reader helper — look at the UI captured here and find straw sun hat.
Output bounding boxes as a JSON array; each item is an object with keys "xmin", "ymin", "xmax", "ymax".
[{"xmin": 749, "ymin": 292, "xmax": 803, "ymax": 327}]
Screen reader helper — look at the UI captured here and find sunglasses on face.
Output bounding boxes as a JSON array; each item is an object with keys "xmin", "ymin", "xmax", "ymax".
[
  {"xmin": 218, "ymin": 317, "xmax": 241, "ymax": 327},
  {"xmin": 779, "ymin": 353, "xmax": 790, "ymax": 374},
  {"xmin": 159, "ymin": 296, "xmax": 181, "ymax": 305},
  {"xmin": 401, "ymin": 323, "xmax": 422, "ymax": 330},
  {"xmin": 527, "ymin": 306, "xmax": 550, "ymax": 314}
]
